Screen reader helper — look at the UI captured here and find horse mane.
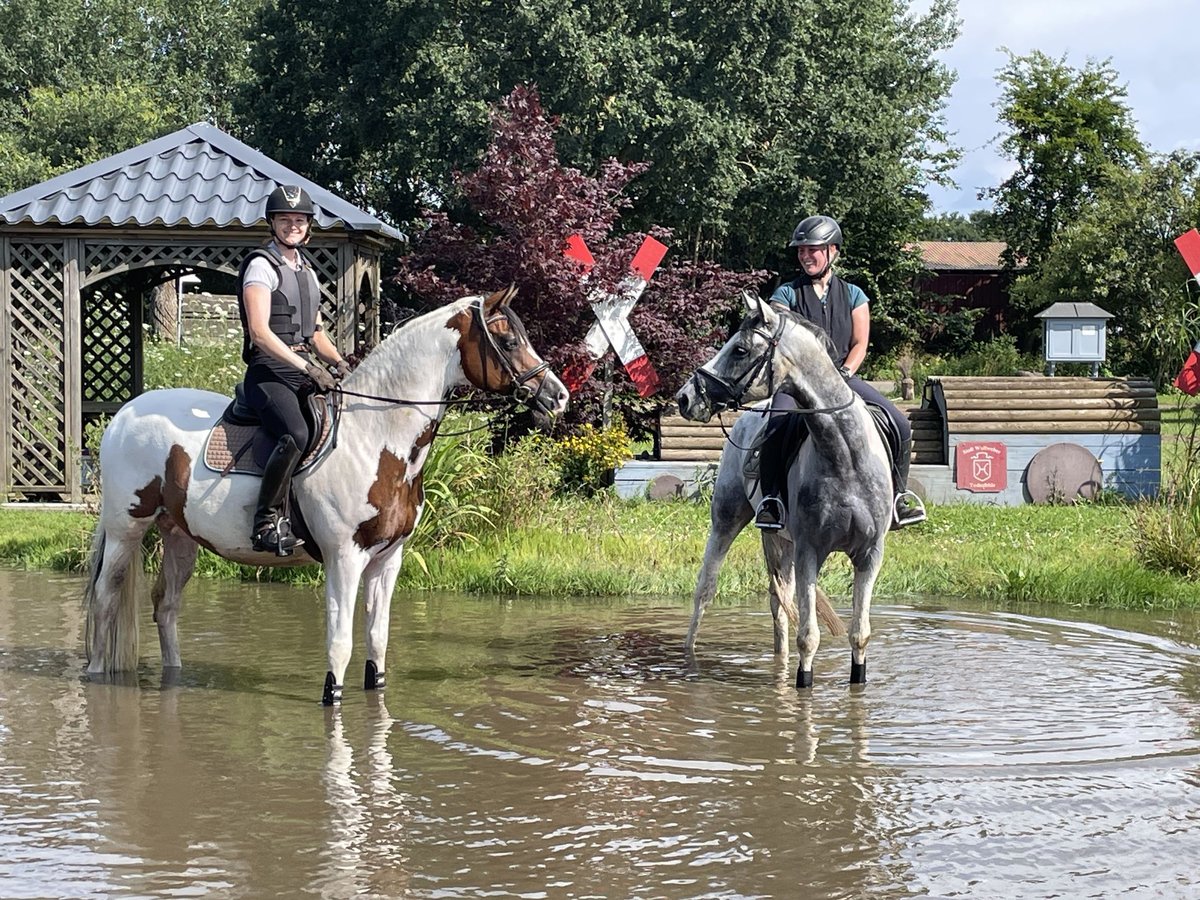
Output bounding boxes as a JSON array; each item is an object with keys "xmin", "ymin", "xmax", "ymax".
[{"xmin": 747, "ymin": 304, "xmax": 840, "ymax": 364}]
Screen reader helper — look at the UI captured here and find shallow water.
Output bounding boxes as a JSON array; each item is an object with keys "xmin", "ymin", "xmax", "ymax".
[{"xmin": 2, "ymin": 567, "xmax": 1200, "ymax": 898}]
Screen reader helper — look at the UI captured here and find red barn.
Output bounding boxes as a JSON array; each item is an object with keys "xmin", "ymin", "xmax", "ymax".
[{"xmin": 913, "ymin": 241, "xmax": 1017, "ymax": 338}]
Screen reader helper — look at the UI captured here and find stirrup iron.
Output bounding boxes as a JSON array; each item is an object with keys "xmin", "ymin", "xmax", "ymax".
[{"xmin": 754, "ymin": 496, "xmax": 786, "ymax": 531}]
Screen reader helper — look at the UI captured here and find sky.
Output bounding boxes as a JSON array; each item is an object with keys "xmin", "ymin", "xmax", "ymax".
[{"xmin": 919, "ymin": 0, "xmax": 1200, "ymax": 214}]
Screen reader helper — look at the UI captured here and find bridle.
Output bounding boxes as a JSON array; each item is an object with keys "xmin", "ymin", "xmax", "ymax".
[
  {"xmin": 691, "ymin": 313, "xmax": 786, "ymax": 413},
  {"xmin": 690, "ymin": 311, "xmax": 855, "ymax": 416},
  {"xmin": 471, "ymin": 298, "xmax": 552, "ymax": 406},
  {"xmin": 334, "ymin": 297, "xmax": 554, "ymax": 412}
]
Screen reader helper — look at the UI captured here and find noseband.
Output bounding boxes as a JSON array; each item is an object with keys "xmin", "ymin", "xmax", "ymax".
[
  {"xmin": 473, "ymin": 299, "xmax": 552, "ymax": 407},
  {"xmin": 692, "ymin": 314, "xmax": 787, "ymax": 413}
]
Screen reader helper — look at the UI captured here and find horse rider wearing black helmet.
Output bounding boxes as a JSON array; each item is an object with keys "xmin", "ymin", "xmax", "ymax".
[
  {"xmin": 237, "ymin": 184, "xmax": 352, "ymax": 556},
  {"xmin": 754, "ymin": 214, "xmax": 926, "ymax": 530}
]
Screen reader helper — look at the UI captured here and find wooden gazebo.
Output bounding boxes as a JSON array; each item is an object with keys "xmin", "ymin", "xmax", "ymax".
[{"xmin": 0, "ymin": 122, "xmax": 403, "ymax": 504}]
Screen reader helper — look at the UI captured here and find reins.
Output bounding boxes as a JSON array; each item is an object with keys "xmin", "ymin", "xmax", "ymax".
[
  {"xmin": 693, "ymin": 309, "xmax": 858, "ymax": 451},
  {"xmin": 328, "ymin": 297, "xmax": 552, "ymax": 433}
]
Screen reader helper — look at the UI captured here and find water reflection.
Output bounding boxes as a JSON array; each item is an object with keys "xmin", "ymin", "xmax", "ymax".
[{"xmin": 1, "ymin": 570, "xmax": 1200, "ymax": 897}]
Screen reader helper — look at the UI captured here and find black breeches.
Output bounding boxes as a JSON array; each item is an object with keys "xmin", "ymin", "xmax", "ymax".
[
  {"xmin": 243, "ymin": 367, "xmax": 311, "ymax": 451},
  {"xmin": 847, "ymin": 376, "xmax": 911, "ymax": 443}
]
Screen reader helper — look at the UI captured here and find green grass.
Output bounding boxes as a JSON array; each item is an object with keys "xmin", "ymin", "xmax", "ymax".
[{"xmin": 12, "ymin": 493, "xmax": 1200, "ymax": 612}]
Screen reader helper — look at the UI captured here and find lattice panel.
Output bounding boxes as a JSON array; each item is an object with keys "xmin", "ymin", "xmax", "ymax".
[
  {"xmin": 356, "ymin": 269, "xmax": 377, "ymax": 352},
  {"xmin": 84, "ymin": 242, "xmax": 246, "ymax": 284},
  {"xmin": 82, "ymin": 288, "xmax": 134, "ymax": 403},
  {"xmin": 305, "ymin": 245, "xmax": 340, "ymax": 324},
  {"xmin": 8, "ymin": 241, "xmax": 66, "ymax": 490}
]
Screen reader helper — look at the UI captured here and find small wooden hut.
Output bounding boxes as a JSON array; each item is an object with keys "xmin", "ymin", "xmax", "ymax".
[{"xmin": 0, "ymin": 122, "xmax": 403, "ymax": 504}]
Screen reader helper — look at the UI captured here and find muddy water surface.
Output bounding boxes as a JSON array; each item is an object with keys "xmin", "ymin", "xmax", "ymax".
[{"xmin": 2, "ymin": 566, "xmax": 1200, "ymax": 898}]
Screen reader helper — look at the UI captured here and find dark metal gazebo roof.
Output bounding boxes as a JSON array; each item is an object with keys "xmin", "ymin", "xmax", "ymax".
[{"xmin": 0, "ymin": 121, "xmax": 403, "ymax": 241}]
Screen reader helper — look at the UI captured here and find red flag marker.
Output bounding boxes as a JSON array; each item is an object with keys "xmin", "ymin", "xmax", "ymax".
[
  {"xmin": 1175, "ymin": 231, "xmax": 1200, "ymax": 393},
  {"xmin": 561, "ymin": 233, "xmax": 667, "ymax": 397},
  {"xmin": 1176, "ymin": 229, "xmax": 1200, "ymax": 278}
]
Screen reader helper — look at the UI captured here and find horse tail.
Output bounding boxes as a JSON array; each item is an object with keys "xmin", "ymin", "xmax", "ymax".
[
  {"xmin": 83, "ymin": 521, "xmax": 142, "ymax": 673},
  {"xmin": 814, "ymin": 585, "xmax": 846, "ymax": 637},
  {"xmin": 778, "ymin": 585, "xmax": 845, "ymax": 636}
]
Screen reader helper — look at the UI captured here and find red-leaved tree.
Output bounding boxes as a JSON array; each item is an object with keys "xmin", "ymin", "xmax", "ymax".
[{"xmin": 395, "ymin": 85, "xmax": 762, "ymax": 437}]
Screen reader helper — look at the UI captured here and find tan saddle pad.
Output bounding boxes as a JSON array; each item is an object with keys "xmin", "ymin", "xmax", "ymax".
[{"xmin": 202, "ymin": 399, "xmax": 336, "ymax": 477}]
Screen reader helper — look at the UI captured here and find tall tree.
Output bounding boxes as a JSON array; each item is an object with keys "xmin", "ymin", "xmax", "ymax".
[
  {"xmin": 238, "ymin": 0, "xmax": 958, "ymax": 282},
  {"xmin": 987, "ymin": 50, "xmax": 1145, "ymax": 277},
  {"xmin": 1013, "ymin": 151, "xmax": 1200, "ymax": 384},
  {"xmin": 396, "ymin": 87, "xmax": 760, "ymax": 434},
  {"xmin": 0, "ymin": 0, "xmax": 263, "ymax": 195}
]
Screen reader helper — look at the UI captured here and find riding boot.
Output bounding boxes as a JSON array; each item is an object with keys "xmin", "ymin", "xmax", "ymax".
[
  {"xmin": 892, "ymin": 437, "xmax": 926, "ymax": 528},
  {"xmin": 252, "ymin": 435, "xmax": 306, "ymax": 556},
  {"xmin": 753, "ymin": 421, "xmax": 789, "ymax": 531}
]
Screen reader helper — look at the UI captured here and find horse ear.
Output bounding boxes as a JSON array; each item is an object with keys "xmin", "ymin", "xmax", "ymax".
[
  {"xmin": 744, "ymin": 290, "xmax": 774, "ymax": 323},
  {"xmin": 484, "ymin": 284, "xmax": 517, "ymax": 312}
]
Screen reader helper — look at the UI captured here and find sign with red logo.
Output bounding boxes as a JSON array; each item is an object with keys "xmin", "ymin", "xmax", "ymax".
[{"xmin": 955, "ymin": 441, "xmax": 1007, "ymax": 492}]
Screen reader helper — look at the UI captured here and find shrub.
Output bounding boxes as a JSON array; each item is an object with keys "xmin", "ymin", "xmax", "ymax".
[
  {"xmin": 1132, "ymin": 399, "xmax": 1200, "ymax": 578},
  {"xmin": 556, "ymin": 422, "xmax": 633, "ymax": 495}
]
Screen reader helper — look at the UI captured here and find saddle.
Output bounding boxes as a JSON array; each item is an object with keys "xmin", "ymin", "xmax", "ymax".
[
  {"xmin": 202, "ymin": 383, "xmax": 339, "ymax": 477},
  {"xmin": 742, "ymin": 401, "xmax": 902, "ymax": 487}
]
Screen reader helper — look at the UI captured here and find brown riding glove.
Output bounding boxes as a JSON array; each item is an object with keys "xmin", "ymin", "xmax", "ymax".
[
  {"xmin": 334, "ymin": 359, "xmax": 353, "ymax": 381},
  {"xmin": 305, "ymin": 362, "xmax": 337, "ymax": 392}
]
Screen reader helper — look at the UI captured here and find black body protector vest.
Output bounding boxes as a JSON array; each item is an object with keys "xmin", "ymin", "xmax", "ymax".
[
  {"xmin": 789, "ymin": 274, "xmax": 853, "ymax": 367},
  {"xmin": 237, "ymin": 245, "xmax": 320, "ymax": 366}
]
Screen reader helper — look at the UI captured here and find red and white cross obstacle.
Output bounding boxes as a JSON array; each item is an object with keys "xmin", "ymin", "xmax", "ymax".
[
  {"xmin": 1173, "ymin": 229, "xmax": 1200, "ymax": 394},
  {"xmin": 560, "ymin": 234, "xmax": 668, "ymax": 397}
]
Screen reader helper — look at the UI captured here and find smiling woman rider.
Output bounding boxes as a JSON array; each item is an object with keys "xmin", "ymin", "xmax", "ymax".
[
  {"xmin": 753, "ymin": 214, "xmax": 926, "ymax": 531},
  {"xmin": 236, "ymin": 185, "xmax": 352, "ymax": 556}
]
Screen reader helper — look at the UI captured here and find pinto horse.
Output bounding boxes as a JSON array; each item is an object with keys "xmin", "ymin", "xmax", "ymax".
[
  {"xmin": 675, "ymin": 292, "xmax": 891, "ymax": 688},
  {"xmin": 84, "ymin": 287, "xmax": 568, "ymax": 704}
]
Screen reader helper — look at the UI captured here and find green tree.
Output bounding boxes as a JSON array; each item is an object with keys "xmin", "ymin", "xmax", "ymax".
[
  {"xmin": 1013, "ymin": 151, "xmax": 1200, "ymax": 384},
  {"xmin": 0, "ymin": 0, "xmax": 262, "ymax": 195},
  {"xmin": 917, "ymin": 210, "xmax": 1003, "ymax": 241},
  {"xmin": 987, "ymin": 50, "xmax": 1145, "ymax": 276},
  {"xmin": 239, "ymin": 0, "xmax": 958, "ymax": 291}
]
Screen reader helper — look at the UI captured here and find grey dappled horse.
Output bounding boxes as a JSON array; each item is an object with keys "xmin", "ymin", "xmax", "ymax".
[{"xmin": 675, "ymin": 292, "xmax": 891, "ymax": 688}]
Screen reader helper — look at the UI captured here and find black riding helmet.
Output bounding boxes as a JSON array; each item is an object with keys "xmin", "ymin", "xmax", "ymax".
[
  {"xmin": 788, "ymin": 214, "xmax": 842, "ymax": 249},
  {"xmin": 265, "ymin": 185, "xmax": 315, "ymax": 248},
  {"xmin": 266, "ymin": 184, "xmax": 316, "ymax": 218}
]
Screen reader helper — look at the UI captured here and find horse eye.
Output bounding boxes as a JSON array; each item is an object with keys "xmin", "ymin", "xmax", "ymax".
[{"xmin": 731, "ymin": 344, "xmax": 749, "ymax": 357}]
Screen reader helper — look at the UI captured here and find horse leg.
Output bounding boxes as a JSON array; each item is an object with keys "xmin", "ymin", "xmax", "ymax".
[
  {"xmin": 794, "ymin": 556, "xmax": 822, "ymax": 689},
  {"xmin": 151, "ymin": 517, "xmax": 199, "ymax": 670},
  {"xmin": 85, "ymin": 516, "xmax": 152, "ymax": 675},
  {"xmin": 686, "ymin": 469, "xmax": 753, "ymax": 657},
  {"xmin": 848, "ymin": 549, "xmax": 883, "ymax": 685},
  {"xmin": 361, "ymin": 545, "xmax": 404, "ymax": 691},
  {"xmin": 686, "ymin": 518, "xmax": 748, "ymax": 657},
  {"xmin": 762, "ymin": 532, "xmax": 796, "ymax": 658},
  {"xmin": 321, "ymin": 554, "xmax": 370, "ymax": 706}
]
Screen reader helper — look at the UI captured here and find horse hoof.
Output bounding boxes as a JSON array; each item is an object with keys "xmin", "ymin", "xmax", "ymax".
[
  {"xmin": 850, "ymin": 661, "xmax": 867, "ymax": 684},
  {"xmin": 796, "ymin": 668, "xmax": 814, "ymax": 689},
  {"xmin": 364, "ymin": 660, "xmax": 386, "ymax": 691},
  {"xmin": 321, "ymin": 672, "xmax": 343, "ymax": 706}
]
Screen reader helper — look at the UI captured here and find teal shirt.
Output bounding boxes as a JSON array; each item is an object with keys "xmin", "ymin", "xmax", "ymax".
[{"xmin": 770, "ymin": 279, "xmax": 869, "ymax": 312}]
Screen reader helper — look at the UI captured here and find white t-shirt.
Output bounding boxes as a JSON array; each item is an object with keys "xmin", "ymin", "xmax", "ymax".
[{"xmin": 242, "ymin": 242, "xmax": 308, "ymax": 292}]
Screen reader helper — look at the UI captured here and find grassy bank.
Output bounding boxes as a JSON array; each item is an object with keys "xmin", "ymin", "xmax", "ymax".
[{"xmin": 4, "ymin": 496, "xmax": 1198, "ymax": 611}]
